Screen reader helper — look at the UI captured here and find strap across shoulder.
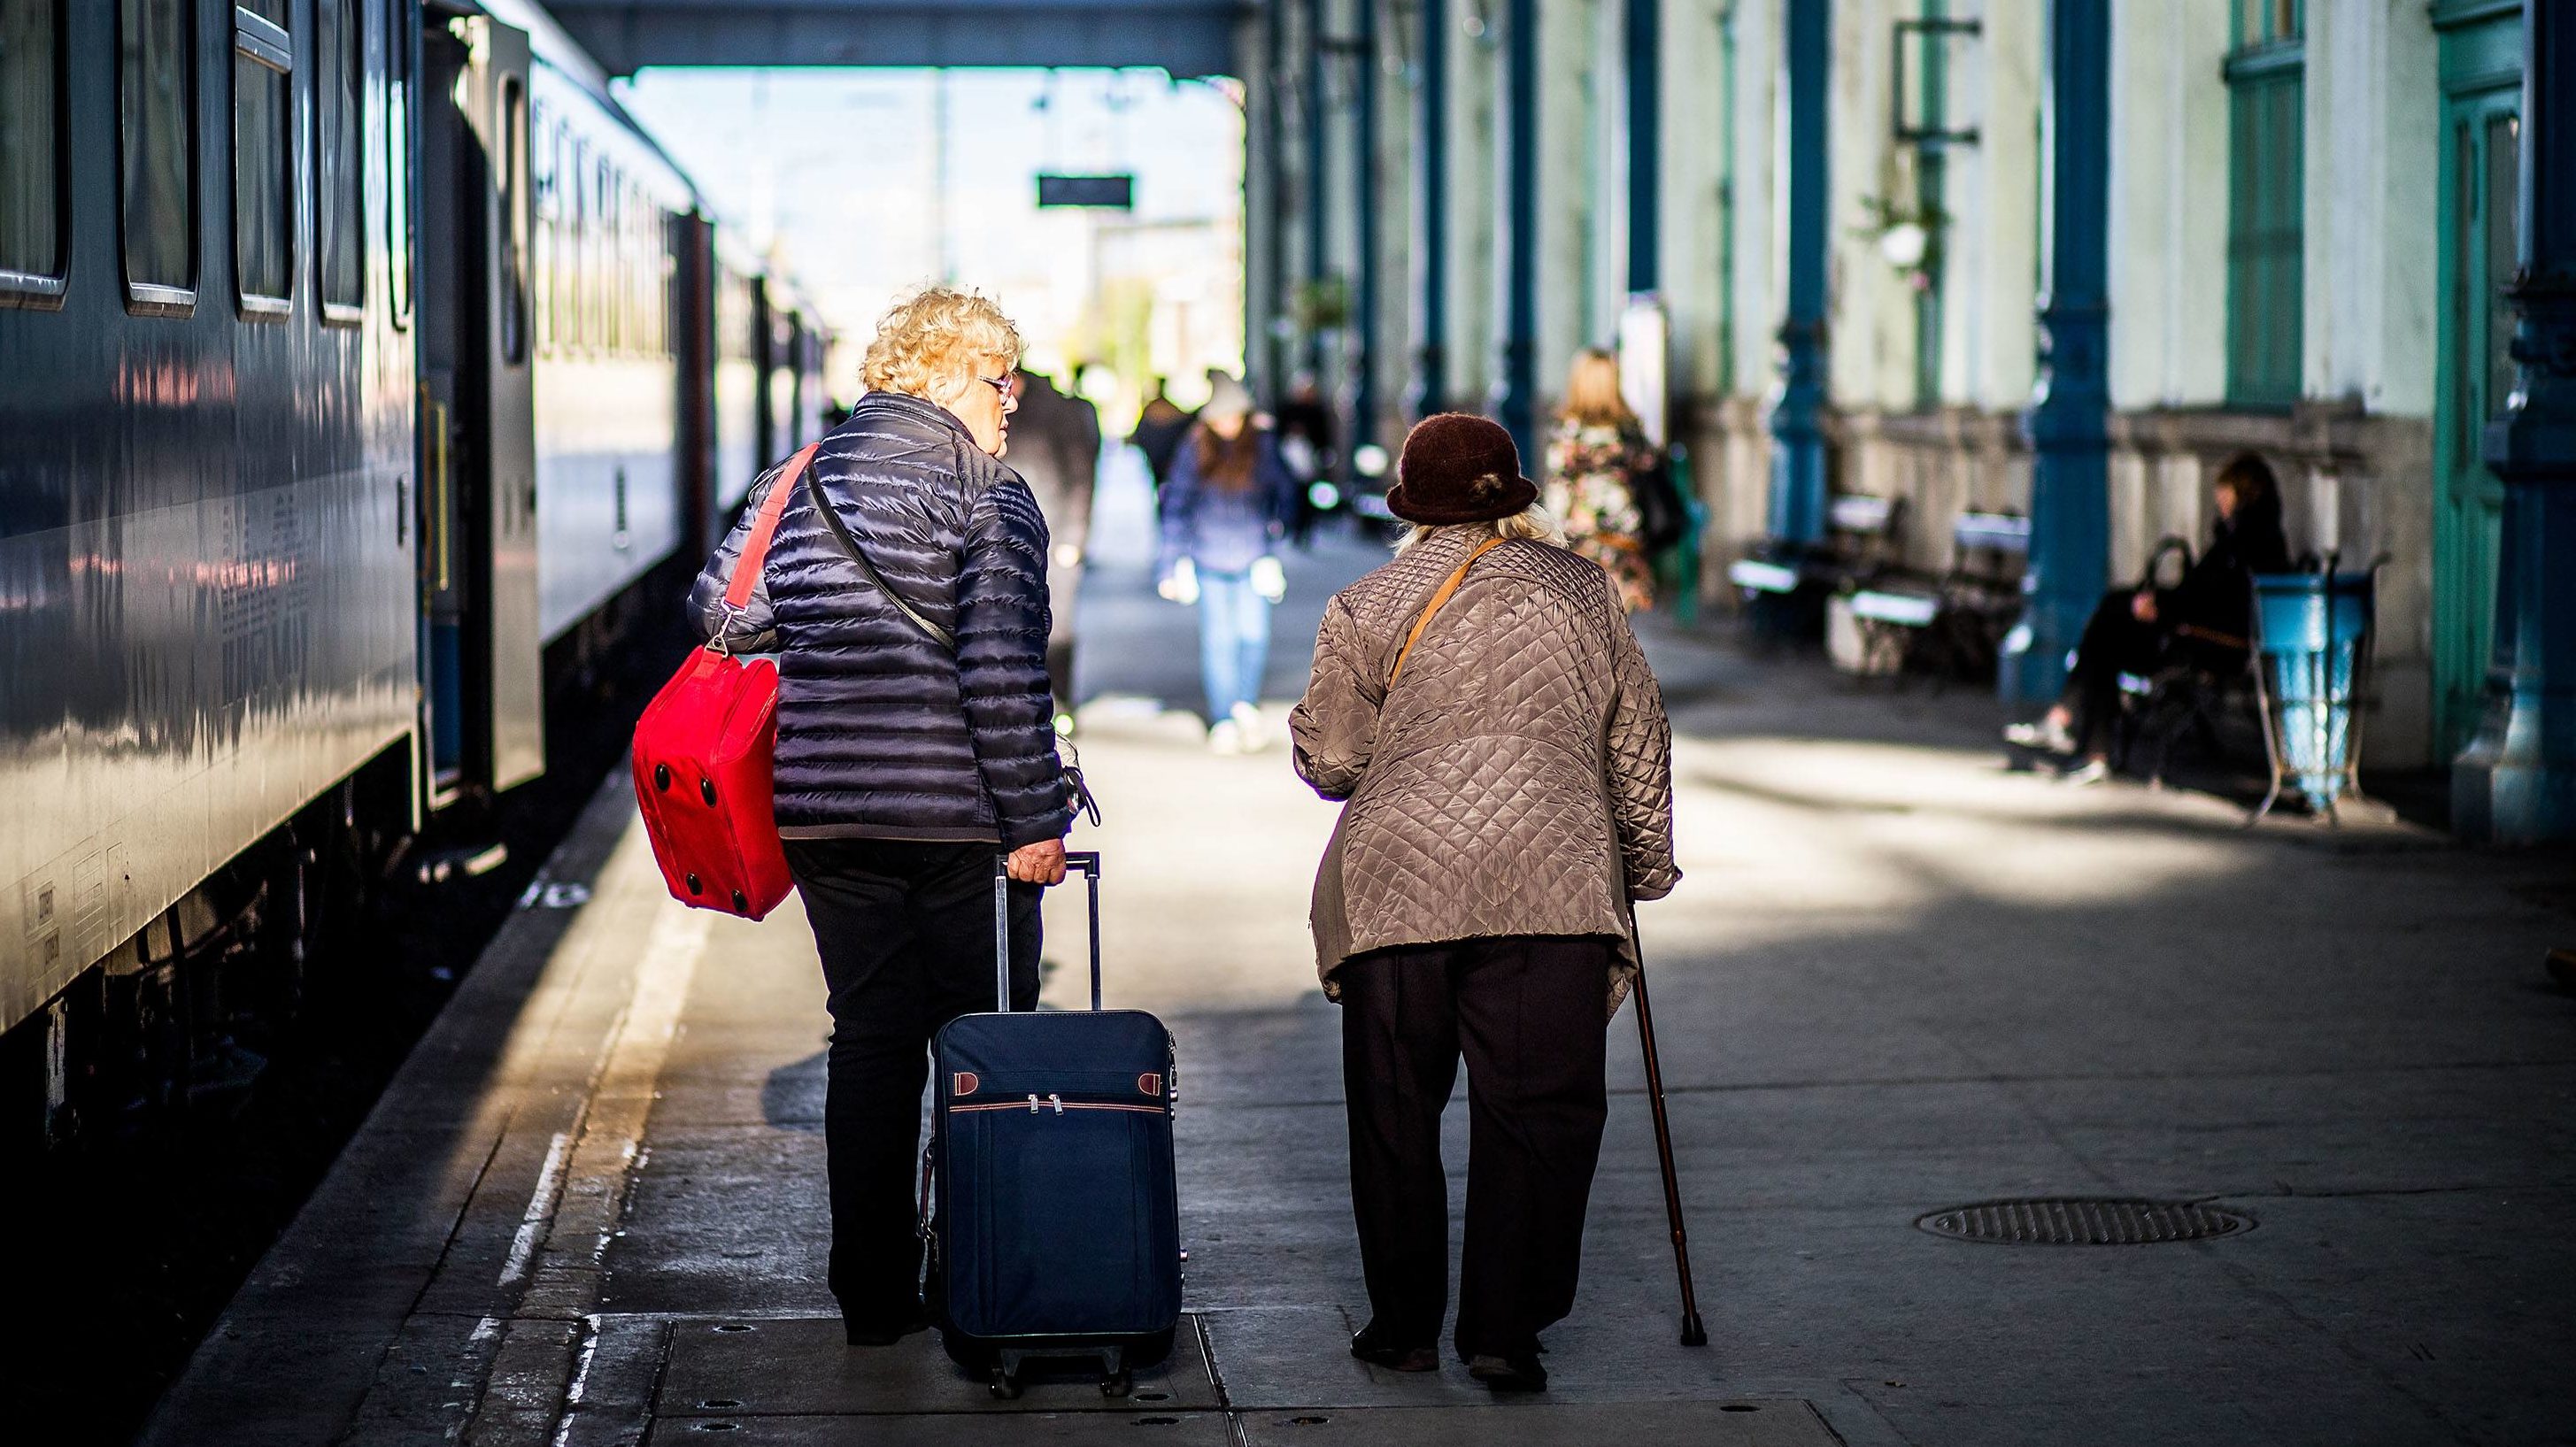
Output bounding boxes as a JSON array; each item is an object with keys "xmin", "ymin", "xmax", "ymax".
[{"xmin": 1390, "ymin": 535, "xmax": 1507, "ymax": 686}]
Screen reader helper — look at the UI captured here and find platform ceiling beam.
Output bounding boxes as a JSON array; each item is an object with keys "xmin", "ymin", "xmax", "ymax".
[{"xmin": 543, "ymin": 0, "xmax": 1246, "ymax": 78}]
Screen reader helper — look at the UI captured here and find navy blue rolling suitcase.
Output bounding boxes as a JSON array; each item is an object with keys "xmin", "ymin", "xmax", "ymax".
[{"xmin": 928, "ymin": 851, "xmax": 1181, "ymax": 1397}]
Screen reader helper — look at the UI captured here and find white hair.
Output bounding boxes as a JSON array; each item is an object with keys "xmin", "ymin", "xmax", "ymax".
[{"xmin": 1393, "ymin": 502, "xmax": 1568, "ymax": 554}]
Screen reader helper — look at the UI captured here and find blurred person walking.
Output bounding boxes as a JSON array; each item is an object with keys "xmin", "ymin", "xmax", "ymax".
[
  {"xmin": 1276, "ymin": 372, "xmax": 1338, "ymax": 545},
  {"xmin": 1157, "ymin": 373, "xmax": 1300, "ymax": 753},
  {"xmin": 1128, "ymin": 376, "xmax": 1194, "ymax": 491},
  {"xmin": 690, "ymin": 287, "xmax": 1071, "ymax": 1347},
  {"xmin": 1291, "ymin": 412, "xmax": 1679, "ymax": 1391},
  {"xmin": 1008, "ymin": 368, "xmax": 1102, "ymax": 725},
  {"xmin": 1543, "ymin": 349, "xmax": 1670, "ymax": 613}
]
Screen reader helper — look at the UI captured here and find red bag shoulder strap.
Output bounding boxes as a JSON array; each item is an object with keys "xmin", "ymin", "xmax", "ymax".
[{"xmin": 723, "ymin": 443, "xmax": 821, "ymax": 610}]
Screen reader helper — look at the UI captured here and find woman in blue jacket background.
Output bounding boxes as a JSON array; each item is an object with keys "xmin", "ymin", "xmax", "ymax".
[{"xmin": 1158, "ymin": 373, "xmax": 1302, "ymax": 753}]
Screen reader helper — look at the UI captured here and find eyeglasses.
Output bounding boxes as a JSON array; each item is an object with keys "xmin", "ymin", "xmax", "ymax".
[{"xmin": 978, "ymin": 373, "xmax": 1016, "ymax": 407}]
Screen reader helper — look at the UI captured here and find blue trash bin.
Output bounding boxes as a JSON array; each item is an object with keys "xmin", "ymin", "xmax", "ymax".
[{"xmin": 2253, "ymin": 570, "xmax": 2374, "ymax": 815}]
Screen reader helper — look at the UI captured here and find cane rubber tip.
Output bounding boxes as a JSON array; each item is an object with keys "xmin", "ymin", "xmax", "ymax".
[{"xmin": 1680, "ymin": 1319, "xmax": 1709, "ymax": 1348}]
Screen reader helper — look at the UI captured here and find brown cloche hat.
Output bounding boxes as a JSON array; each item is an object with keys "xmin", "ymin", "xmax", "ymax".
[{"xmin": 1385, "ymin": 412, "xmax": 1539, "ymax": 525}]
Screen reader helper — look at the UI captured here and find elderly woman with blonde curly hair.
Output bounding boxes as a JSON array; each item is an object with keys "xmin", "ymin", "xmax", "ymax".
[{"xmin": 691, "ymin": 287, "xmax": 1070, "ymax": 1347}]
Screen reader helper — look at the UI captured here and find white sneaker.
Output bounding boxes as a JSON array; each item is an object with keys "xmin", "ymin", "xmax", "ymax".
[
  {"xmin": 1230, "ymin": 702, "xmax": 1268, "ymax": 752},
  {"xmin": 2061, "ymin": 758, "xmax": 2112, "ymax": 786},
  {"xmin": 2005, "ymin": 717, "xmax": 2076, "ymax": 754},
  {"xmin": 1207, "ymin": 720, "xmax": 1244, "ymax": 756}
]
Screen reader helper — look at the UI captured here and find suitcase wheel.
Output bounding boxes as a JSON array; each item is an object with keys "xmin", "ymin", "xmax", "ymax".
[
  {"xmin": 652, "ymin": 763, "xmax": 671, "ymax": 792},
  {"xmin": 1100, "ymin": 1366, "xmax": 1133, "ymax": 1398},
  {"xmin": 700, "ymin": 777, "xmax": 719, "ymax": 807},
  {"xmin": 988, "ymin": 1366, "xmax": 1023, "ymax": 1400},
  {"xmin": 684, "ymin": 873, "xmax": 701, "ymax": 895}
]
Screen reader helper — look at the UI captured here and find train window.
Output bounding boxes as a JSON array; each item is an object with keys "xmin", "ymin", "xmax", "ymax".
[
  {"xmin": 314, "ymin": 0, "xmax": 360, "ymax": 319},
  {"xmin": 497, "ymin": 75, "xmax": 527, "ymax": 364},
  {"xmin": 0, "ymin": 0, "xmax": 66, "ymax": 299},
  {"xmin": 383, "ymin": 0, "xmax": 410, "ymax": 327},
  {"xmin": 120, "ymin": 0, "xmax": 196, "ymax": 311},
  {"xmin": 604, "ymin": 162, "xmax": 624, "ymax": 353},
  {"xmin": 571, "ymin": 140, "xmax": 591, "ymax": 349},
  {"xmin": 531, "ymin": 109, "xmax": 554, "ymax": 353},
  {"xmin": 233, "ymin": 0, "xmax": 295, "ymax": 314}
]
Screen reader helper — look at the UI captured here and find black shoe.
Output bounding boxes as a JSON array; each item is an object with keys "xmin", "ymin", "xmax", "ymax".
[
  {"xmin": 1349, "ymin": 1323, "xmax": 1440, "ymax": 1374},
  {"xmin": 844, "ymin": 1310, "xmax": 928, "ymax": 1347},
  {"xmin": 1467, "ymin": 1351, "xmax": 1547, "ymax": 1392}
]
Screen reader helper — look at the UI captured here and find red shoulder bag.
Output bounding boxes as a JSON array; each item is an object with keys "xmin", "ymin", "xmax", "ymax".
[{"xmin": 629, "ymin": 444, "xmax": 819, "ymax": 919}]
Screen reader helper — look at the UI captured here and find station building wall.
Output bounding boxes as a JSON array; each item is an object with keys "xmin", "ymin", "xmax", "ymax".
[{"xmin": 1261, "ymin": 0, "xmax": 2498, "ymax": 769}]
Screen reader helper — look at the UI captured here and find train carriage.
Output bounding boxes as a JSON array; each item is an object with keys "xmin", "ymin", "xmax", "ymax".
[{"xmin": 0, "ymin": 0, "xmax": 828, "ymax": 1128}]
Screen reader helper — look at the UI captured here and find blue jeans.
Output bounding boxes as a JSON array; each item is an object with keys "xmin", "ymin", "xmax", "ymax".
[{"xmin": 1196, "ymin": 567, "xmax": 1273, "ymax": 721}]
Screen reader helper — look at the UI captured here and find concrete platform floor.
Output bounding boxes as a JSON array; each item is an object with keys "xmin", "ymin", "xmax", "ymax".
[{"xmin": 145, "ymin": 473, "xmax": 2576, "ymax": 1446}]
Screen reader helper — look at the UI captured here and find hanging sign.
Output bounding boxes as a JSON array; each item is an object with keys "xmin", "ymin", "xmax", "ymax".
[{"xmin": 1036, "ymin": 173, "xmax": 1135, "ymax": 210}]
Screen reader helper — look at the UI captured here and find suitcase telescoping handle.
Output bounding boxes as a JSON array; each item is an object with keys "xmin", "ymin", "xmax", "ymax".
[{"xmin": 991, "ymin": 850, "xmax": 1103, "ymax": 1012}]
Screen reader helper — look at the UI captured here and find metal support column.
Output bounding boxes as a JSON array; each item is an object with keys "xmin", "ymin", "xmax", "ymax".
[
  {"xmin": 1354, "ymin": 0, "xmax": 1381, "ymax": 450},
  {"xmin": 1305, "ymin": 0, "xmax": 1331, "ymax": 378},
  {"xmin": 1409, "ymin": 0, "xmax": 1450, "ymax": 419},
  {"xmin": 1262, "ymin": 0, "xmax": 1290, "ymax": 393},
  {"xmin": 1494, "ymin": 0, "xmax": 1540, "ymax": 463},
  {"xmin": 1624, "ymin": 0, "xmax": 1660, "ymax": 294},
  {"xmin": 2001, "ymin": 0, "xmax": 2112, "ymax": 704},
  {"xmin": 1767, "ymin": 0, "xmax": 1830, "ymax": 546},
  {"xmin": 2458, "ymin": 6, "xmax": 2576, "ymax": 840}
]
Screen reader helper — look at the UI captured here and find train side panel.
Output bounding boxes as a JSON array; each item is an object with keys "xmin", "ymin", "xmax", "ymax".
[
  {"xmin": 0, "ymin": 0, "xmax": 417, "ymax": 1033},
  {"xmin": 527, "ymin": 64, "xmax": 687, "ymax": 642}
]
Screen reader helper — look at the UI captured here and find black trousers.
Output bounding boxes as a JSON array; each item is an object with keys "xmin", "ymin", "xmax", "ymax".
[
  {"xmin": 1338, "ymin": 935, "xmax": 1615, "ymax": 1358},
  {"xmin": 783, "ymin": 839, "xmax": 1041, "ymax": 1328},
  {"xmin": 2067, "ymin": 589, "xmax": 2166, "ymax": 755}
]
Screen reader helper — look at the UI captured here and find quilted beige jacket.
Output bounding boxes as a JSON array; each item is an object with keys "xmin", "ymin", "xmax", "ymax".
[{"xmin": 1291, "ymin": 528, "xmax": 1679, "ymax": 1019}]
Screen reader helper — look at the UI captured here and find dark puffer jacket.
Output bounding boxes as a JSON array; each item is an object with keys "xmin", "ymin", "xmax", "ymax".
[{"xmin": 689, "ymin": 391, "xmax": 1069, "ymax": 848}]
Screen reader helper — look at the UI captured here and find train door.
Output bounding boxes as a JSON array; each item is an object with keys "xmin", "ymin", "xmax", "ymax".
[{"xmin": 415, "ymin": 12, "xmax": 541, "ymax": 805}]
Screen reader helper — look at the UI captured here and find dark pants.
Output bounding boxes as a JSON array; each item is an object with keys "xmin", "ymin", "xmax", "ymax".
[
  {"xmin": 2067, "ymin": 589, "xmax": 2166, "ymax": 755},
  {"xmin": 1338, "ymin": 935, "xmax": 1615, "ymax": 1359},
  {"xmin": 783, "ymin": 839, "xmax": 1040, "ymax": 1329}
]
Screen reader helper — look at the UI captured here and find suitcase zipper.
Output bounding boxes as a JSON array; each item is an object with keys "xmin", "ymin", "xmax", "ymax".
[{"xmin": 947, "ymin": 1097, "xmax": 1165, "ymax": 1117}]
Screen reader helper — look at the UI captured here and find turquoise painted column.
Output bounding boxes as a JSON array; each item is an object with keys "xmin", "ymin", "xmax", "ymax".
[
  {"xmin": 1408, "ymin": 0, "xmax": 1450, "ymax": 418},
  {"xmin": 1305, "ymin": 0, "xmax": 1330, "ymax": 377},
  {"xmin": 1767, "ymin": 0, "xmax": 1830, "ymax": 545},
  {"xmin": 2458, "ymin": 4, "xmax": 2576, "ymax": 840},
  {"xmin": 2001, "ymin": 0, "xmax": 2112, "ymax": 704},
  {"xmin": 1625, "ymin": 0, "xmax": 1660, "ymax": 293},
  {"xmin": 1354, "ymin": 0, "xmax": 1381, "ymax": 447},
  {"xmin": 1263, "ymin": 0, "xmax": 1290, "ymax": 390},
  {"xmin": 1492, "ymin": 0, "xmax": 1540, "ymax": 463}
]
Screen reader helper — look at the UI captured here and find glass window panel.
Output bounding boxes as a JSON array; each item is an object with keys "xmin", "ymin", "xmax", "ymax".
[
  {"xmin": 384, "ymin": 0, "xmax": 410, "ymax": 321},
  {"xmin": 0, "ymin": 0, "xmax": 63, "ymax": 280},
  {"xmin": 120, "ymin": 0, "xmax": 193, "ymax": 291},
  {"xmin": 234, "ymin": 21, "xmax": 293, "ymax": 304},
  {"xmin": 316, "ymin": 0, "xmax": 360, "ymax": 310},
  {"xmin": 497, "ymin": 76, "xmax": 527, "ymax": 363},
  {"xmin": 2486, "ymin": 112, "xmax": 2519, "ymax": 424}
]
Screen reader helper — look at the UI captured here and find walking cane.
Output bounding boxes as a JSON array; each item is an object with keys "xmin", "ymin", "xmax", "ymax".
[{"xmin": 1628, "ymin": 932, "xmax": 1709, "ymax": 1347}]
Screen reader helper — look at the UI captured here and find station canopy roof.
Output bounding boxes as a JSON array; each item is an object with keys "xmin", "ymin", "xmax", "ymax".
[{"xmin": 543, "ymin": 0, "xmax": 1244, "ymax": 78}]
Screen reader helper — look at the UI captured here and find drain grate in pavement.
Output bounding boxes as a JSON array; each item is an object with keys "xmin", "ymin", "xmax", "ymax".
[{"xmin": 1917, "ymin": 1197, "xmax": 2255, "ymax": 1245}]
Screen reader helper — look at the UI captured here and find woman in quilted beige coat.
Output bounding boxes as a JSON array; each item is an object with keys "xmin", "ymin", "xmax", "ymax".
[{"xmin": 1290, "ymin": 412, "xmax": 1678, "ymax": 1393}]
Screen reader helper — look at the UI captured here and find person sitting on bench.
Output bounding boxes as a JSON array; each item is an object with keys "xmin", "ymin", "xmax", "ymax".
[{"xmin": 2005, "ymin": 453, "xmax": 2290, "ymax": 781}]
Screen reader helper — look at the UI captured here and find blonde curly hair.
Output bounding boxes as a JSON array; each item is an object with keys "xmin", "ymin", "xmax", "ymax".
[{"xmin": 860, "ymin": 286, "xmax": 1023, "ymax": 400}]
